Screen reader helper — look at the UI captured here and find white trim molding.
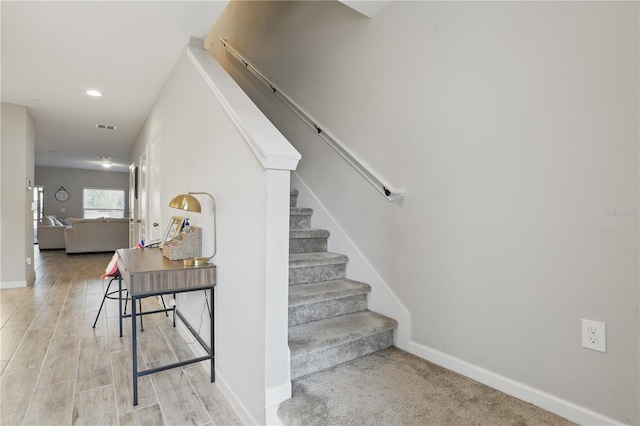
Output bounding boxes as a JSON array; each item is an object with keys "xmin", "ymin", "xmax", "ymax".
[
  {"xmin": 0, "ymin": 280, "xmax": 27, "ymax": 289},
  {"xmin": 186, "ymin": 45, "xmax": 301, "ymax": 172},
  {"xmin": 174, "ymin": 316, "xmax": 257, "ymax": 425},
  {"xmin": 339, "ymin": 0, "xmax": 395, "ymax": 17},
  {"xmin": 407, "ymin": 341, "xmax": 621, "ymax": 426}
]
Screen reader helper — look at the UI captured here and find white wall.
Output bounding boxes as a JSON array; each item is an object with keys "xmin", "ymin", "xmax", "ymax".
[
  {"xmin": 35, "ymin": 166, "xmax": 129, "ymax": 219},
  {"xmin": 1, "ymin": 102, "xmax": 35, "ymax": 289},
  {"xmin": 208, "ymin": 2, "xmax": 639, "ymax": 424},
  {"xmin": 130, "ymin": 45, "xmax": 299, "ymax": 424}
]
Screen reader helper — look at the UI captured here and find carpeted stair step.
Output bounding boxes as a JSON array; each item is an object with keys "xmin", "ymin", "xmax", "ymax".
[
  {"xmin": 290, "ymin": 207, "xmax": 313, "ymax": 230},
  {"xmin": 289, "ymin": 252, "xmax": 348, "ymax": 285},
  {"xmin": 289, "ymin": 310, "xmax": 397, "ymax": 379},
  {"xmin": 289, "ymin": 229, "xmax": 330, "ymax": 254},
  {"xmin": 289, "ymin": 279, "xmax": 371, "ymax": 326},
  {"xmin": 290, "ymin": 189, "xmax": 299, "ymax": 208}
]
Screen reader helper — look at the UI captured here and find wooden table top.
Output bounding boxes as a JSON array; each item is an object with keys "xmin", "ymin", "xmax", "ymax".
[{"xmin": 117, "ymin": 247, "xmax": 216, "ymax": 296}]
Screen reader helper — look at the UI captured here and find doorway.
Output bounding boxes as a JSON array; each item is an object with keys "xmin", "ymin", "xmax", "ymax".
[{"xmin": 33, "ymin": 186, "xmax": 44, "ymax": 244}]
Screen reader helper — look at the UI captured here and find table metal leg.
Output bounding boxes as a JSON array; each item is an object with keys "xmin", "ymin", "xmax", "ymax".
[
  {"xmin": 139, "ymin": 298, "xmax": 144, "ymax": 332},
  {"xmin": 118, "ymin": 275, "xmax": 123, "ymax": 337},
  {"xmin": 132, "ymin": 296, "xmax": 138, "ymax": 406},
  {"xmin": 214, "ymin": 287, "xmax": 216, "ymax": 383}
]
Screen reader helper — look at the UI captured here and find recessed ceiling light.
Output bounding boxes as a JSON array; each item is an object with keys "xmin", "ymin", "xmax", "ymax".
[
  {"xmin": 86, "ymin": 89, "xmax": 102, "ymax": 97},
  {"xmin": 98, "ymin": 156, "xmax": 112, "ymax": 168}
]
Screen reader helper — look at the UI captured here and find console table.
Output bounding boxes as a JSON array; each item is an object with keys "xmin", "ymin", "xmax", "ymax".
[{"xmin": 117, "ymin": 247, "xmax": 216, "ymax": 406}]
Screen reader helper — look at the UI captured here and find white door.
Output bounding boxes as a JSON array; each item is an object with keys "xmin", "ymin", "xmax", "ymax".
[
  {"xmin": 128, "ymin": 163, "xmax": 136, "ymax": 247},
  {"xmin": 148, "ymin": 132, "xmax": 162, "ymax": 242},
  {"xmin": 138, "ymin": 147, "xmax": 147, "ymax": 244}
]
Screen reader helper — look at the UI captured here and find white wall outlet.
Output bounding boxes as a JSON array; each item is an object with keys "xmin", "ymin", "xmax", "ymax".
[
  {"xmin": 60, "ymin": 207, "xmax": 66, "ymax": 212},
  {"xmin": 25, "ymin": 255, "xmax": 31, "ymax": 266},
  {"xmin": 582, "ymin": 319, "xmax": 606, "ymax": 352}
]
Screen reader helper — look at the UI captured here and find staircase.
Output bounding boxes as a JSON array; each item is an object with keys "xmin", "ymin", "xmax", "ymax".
[{"xmin": 288, "ymin": 189, "xmax": 397, "ymax": 379}]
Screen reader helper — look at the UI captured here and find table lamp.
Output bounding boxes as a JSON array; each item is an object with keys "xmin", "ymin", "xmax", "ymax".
[{"xmin": 168, "ymin": 191, "xmax": 216, "ymax": 266}]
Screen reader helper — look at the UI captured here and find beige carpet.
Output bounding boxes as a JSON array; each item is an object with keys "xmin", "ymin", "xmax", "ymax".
[{"xmin": 278, "ymin": 347, "xmax": 575, "ymax": 426}]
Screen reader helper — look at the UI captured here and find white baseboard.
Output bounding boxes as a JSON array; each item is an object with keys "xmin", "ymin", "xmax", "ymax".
[
  {"xmin": 265, "ymin": 404, "xmax": 284, "ymax": 426},
  {"xmin": 212, "ymin": 373, "xmax": 258, "ymax": 426},
  {"xmin": 264, "ymin": 381, "xmax": 290, "ymax": 425},
  {"xmin": 174, "ymin": 317, "xmax": 257, "ymax": 425},
  {"xmin": 265, "ymin": 381, "xmax": 291, "ymax": 411},
  {"xmin": 0, "ymin": 280, "xmax": 27, "ymax": 289},
  {"xmin": 407, "ymin": 341, "xmax": 621, "ymax": 426}
]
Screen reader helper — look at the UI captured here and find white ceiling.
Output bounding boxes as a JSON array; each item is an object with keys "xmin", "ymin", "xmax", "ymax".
[{"xmin": 1, "ymin": 1, "xmax": 228, "ymax": 173}]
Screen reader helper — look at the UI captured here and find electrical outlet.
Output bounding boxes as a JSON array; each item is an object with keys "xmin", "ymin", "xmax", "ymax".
[
  {"xmin": 25, "ymin": 255, "xmax": 31, "ymax": 266},
  {"xmin": 582, "ymin": 319, "xmax": 606, "ymax": 352}
]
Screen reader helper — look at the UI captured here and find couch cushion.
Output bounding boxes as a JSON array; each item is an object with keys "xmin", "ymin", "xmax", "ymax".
[
  {"xmin": 64, "ymin": 220, "xmax": 129, "ymax": 253},
  {"xmin": 68, "ymin": 217, "xmax": 105, "ymax": 224},
  {"xmin": 41, "ymin": 216, "xmax": 55, "ymax": 226},
  {"xmin": 105, "ymin": 217, "xmax": 128, "ymax": 223}
]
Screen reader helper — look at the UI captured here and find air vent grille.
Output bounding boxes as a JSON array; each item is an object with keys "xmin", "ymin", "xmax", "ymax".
[{"xmin": 96, "ymin": 124, "xmax": 116, "ymax": 130}]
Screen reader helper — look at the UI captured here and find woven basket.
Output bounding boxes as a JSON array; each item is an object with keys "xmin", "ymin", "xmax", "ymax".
[{"xmin": 162, "ymin": 227, "xmax": 202, "ymax": 260}]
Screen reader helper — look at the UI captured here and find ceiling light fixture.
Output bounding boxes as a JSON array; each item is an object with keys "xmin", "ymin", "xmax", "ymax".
[
  {"xmin": 86, "ymin": 89, "xmax": 102, "ymax": 97},
  {"xmin": 99, "ymin": 157, "xmax": 112, "ymax": 168}
]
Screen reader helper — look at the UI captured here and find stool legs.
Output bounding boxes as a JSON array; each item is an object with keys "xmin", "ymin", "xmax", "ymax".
[
  {"xmin": 92, "ymin": 277, "xmax": 117, "ymax": 328},
  {"xmin": 93, "ymin": 276, "xmax": 167, "ymax": 331}
]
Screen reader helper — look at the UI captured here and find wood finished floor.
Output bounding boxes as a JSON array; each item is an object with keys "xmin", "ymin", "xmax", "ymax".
[{"xmin": 0, "ymin": 247, "xmax": 242, "ymax": 426}]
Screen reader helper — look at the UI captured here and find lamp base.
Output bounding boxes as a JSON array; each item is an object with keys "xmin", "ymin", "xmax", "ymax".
[{"xmin": 183, "ymin": 257, "xmax": 209, "ymax": 267}]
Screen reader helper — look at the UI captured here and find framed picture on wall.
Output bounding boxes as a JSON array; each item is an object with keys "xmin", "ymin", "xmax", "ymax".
[{"xmin": 162, "ymin": 216, "xmax": 184, "ymax": 247}]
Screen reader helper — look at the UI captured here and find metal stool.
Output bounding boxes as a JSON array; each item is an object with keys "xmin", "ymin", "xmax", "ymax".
[{"xmin": 92, "ymin": 271, "xmax": 168, "ymax": 330}]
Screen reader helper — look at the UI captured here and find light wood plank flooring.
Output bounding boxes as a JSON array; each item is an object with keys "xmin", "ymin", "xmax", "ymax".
[{"xmin": 0, "ymin": 247, "xmax": 242, "ymax": 426}]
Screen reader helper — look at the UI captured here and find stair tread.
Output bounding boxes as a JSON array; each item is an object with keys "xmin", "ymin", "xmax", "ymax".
[
  {"xmin": 289, "ymin": 311, "xmax": 397, "ymax": 356},
  {"xmin": 289, "ymin": 279, "xmax": 370, "ymax": 307},
  {"xmin": 289, "ymin": 252, "xmax": 348, "ymax": 267},
  {"xmin": 290, "ymin": 228, "xmax": 330, "ymax": 238},
  {"xmin": 290, "ymin": 207, "xmax": 313, "ymax": 215}
]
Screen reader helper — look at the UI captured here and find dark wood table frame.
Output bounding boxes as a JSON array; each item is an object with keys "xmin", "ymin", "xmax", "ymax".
[{"xmin": 117, "ymin": 247, "xmax": 216, "ymax": 406}]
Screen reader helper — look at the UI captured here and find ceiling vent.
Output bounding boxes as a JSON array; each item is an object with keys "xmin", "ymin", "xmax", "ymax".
[{"xmin": 96, "ymin": 124, "xmax": 116, "ymax": 130}]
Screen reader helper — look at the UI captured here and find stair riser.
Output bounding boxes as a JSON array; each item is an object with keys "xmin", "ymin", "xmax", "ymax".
[
  {"xmin": 290, "ymin": 214, "xmax": 311, "ymax": 230},
  {"xmin": 289, "ymin": 294, "xmax": 368, "ymax": 326},
  {"xmin": 289, "ymin": 237, "xmax": 328, "ymax": 254},
  {"xmin": 290, "ymin": 330, "xmax": 394, "ymax": 379},
  {"xmin": 289, "ymin": 263, "xmax": 346, "ymax": 285}
]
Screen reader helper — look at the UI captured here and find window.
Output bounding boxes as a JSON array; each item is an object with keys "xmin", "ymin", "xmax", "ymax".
[{"xmin": 83, "ymin": 188, "xmax": 125, "ymax": 218}]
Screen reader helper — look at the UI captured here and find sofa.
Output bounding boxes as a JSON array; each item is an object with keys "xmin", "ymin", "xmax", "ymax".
[
  {"xmin": 38, "ymin": 215, "xmax": 69, "ymax": 249},
  {"xmin": 64, "ymin": 217, "xmax": 129, "ymax": 253}
]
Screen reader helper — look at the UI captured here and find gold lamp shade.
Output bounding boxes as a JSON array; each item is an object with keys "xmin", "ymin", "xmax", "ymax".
[
  {"xmin": 168, "ymin": 194, "xmax": 202, "ymax": 213},
  {"xmin": 168, "ymin": 192, "xmax": 216, "ymax": 267}
]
